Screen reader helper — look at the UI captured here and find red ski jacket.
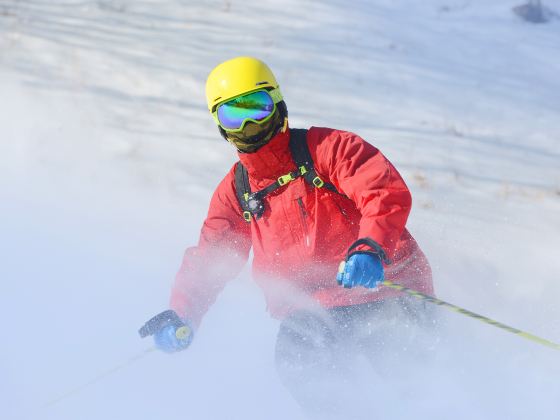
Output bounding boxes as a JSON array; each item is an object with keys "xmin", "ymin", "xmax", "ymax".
[{"xmin": 170, "ymin": 127, "xmax": 433, "ymax": 327}]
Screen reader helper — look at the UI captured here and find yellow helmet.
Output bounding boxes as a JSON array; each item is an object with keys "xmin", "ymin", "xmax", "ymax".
[{"xmin": 205, "ymin": 57, "xmax": 282, "ymax": 112}]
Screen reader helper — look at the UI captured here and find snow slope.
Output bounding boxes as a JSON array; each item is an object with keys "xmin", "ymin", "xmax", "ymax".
[{"xmin": 1, "ymin": 1, "xmax": 559, "ymax": 419}]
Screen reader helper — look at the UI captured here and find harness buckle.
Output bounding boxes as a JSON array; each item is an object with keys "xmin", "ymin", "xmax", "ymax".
[
  {"xmin": 243, "ymin": 211, "xmax": 252, "ymax": 222},
  {"xmin": 312, "ymin": 176, "xmax": 324, "ymax": 188},
  {"xmin": 278, "ymin": 173, "xmax": 295, "ymax": 186}
]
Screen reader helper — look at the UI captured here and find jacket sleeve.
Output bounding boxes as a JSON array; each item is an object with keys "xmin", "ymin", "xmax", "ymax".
[
  {"xmin": 310, "ymin": 127, "xmax": 412, "ymax": 259},
  {"xmin": 169, "ymin": 164, "xmax": 252, "ymax": 328}
]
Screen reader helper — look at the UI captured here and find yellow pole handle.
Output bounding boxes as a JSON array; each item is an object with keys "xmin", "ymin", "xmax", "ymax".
[{"xmin": 175, "ymin": 325, "xmax": 192, "ymax": 340}]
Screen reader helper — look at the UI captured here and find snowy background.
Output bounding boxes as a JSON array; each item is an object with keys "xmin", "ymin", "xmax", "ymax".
[{"xmin": 1, "ymin": 1, "xmax": 559, "ymax": 419}]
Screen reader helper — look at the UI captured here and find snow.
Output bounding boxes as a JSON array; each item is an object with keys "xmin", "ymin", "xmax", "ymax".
[{"xmin": 1, "ymin": 1, "xmax": 559, "ymax": 419}]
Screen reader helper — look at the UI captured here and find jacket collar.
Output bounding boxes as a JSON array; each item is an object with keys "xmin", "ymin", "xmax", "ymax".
[{"xmin": 237, "ymin": 127, "xmax": 294, "ymax": 182}]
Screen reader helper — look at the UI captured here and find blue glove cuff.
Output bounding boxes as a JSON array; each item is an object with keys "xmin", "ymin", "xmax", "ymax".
[{"xmin": 345, "ymin": 237, "xmax": 391, "ymax": 265}]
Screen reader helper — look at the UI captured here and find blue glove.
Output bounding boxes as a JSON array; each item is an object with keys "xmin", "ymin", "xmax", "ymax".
[
  {"xmin": 337, "ymin": 253, "xmax": 384, "ymax": 289},
  {"xmin": 139, "ymin": 310, "xmax": 194, "ymax": 353},
  {"xmin": 154, "ymin": 320, "xmax": 194, "ymax": 353}
]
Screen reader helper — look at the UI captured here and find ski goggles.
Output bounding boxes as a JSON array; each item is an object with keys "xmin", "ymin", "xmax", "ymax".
[{"xmin": 213, "ymin": 88, "xmax": 283, "ymax": 133}]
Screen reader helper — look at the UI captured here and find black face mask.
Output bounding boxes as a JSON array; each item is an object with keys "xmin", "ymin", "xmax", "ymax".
[{"xmin": 223, "ymin": 108, "xmax": 286, "ymax": 153}]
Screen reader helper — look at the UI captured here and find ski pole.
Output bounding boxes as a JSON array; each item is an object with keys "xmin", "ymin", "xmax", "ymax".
[
  {"xmin": 382, "ymin": 280, "xmax": 560, "ymax": 351},
  {"xmin": 43, "ymin": 346, "xmax": 156, "ymax": 408},
  {"xmin": 44, "ymin": 311, "xmax": 190, "ymax": 408}
]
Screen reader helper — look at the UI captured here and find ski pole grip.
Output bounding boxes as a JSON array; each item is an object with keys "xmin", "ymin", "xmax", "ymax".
[{"xmin": 138, "ymin": 310, "xmax": 184, "ymax": 338}]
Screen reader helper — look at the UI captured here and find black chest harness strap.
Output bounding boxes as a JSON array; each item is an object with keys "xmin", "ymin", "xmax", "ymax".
[{"xmin": 234, "ymin": 128, "xmax": 338, "ymax": 222}]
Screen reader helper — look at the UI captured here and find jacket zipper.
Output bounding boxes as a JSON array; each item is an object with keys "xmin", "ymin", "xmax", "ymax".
[
  {"xmin": 297, "ymin": 197, "xmax": 311, "ymax": 248},
  {"xmin": 334, "ymin": 200, "xmax": 350, "ymax": 221}
]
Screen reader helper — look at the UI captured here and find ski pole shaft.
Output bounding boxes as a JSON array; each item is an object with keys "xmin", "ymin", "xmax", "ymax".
[
  {"xmin": 382, "ymin": 280, "xmax": 560, "ymax": 351},
  {"xmin": 43, "ymin": 346, "xmax": 156, "ymax": 408}
]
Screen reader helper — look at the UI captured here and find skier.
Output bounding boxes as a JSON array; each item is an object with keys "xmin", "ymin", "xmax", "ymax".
[{"xmin": 142, "ymin": 57, "xmax": 435, "ymax": 419}]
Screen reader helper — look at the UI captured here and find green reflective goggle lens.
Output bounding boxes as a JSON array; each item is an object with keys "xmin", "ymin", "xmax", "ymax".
[{"xmin": 216, "ymin": 90, "xmax": 276, "ymax": 131}]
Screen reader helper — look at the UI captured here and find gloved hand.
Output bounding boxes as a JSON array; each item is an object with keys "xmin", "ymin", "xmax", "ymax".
[
  {"xmin": 139, "ymin": 310, "xmax": 194, "ymax": 353},
  {"xmin": 337, "ymin": 252, "xmax": 384, "ymax": 289}
]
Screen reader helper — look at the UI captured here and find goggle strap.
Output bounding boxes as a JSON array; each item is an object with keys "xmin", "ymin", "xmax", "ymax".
[{"xmin": 268, "ymin": 88, "xmax": 283, "ymax": 104}]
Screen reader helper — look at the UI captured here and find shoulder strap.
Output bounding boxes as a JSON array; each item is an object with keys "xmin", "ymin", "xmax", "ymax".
[
  {"xmin": 235, "ymin": 161, "xmax": 281, "ymax": 222},
  {"xmin": 289, "ymin": 128, "xmax": 338, "ymax": 193},
  {"xmin": 234, "ymin": 162, "xmax": 253, "ymax": 222}
]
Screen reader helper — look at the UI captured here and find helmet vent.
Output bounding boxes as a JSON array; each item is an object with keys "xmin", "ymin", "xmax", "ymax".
[
  {"xmin": 255, "ymin": 81, "xmax": 268, "ymax": 86},
  {"xmin": 213, "ymin": 96, "xmax": 222, "ymax": 102}
]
